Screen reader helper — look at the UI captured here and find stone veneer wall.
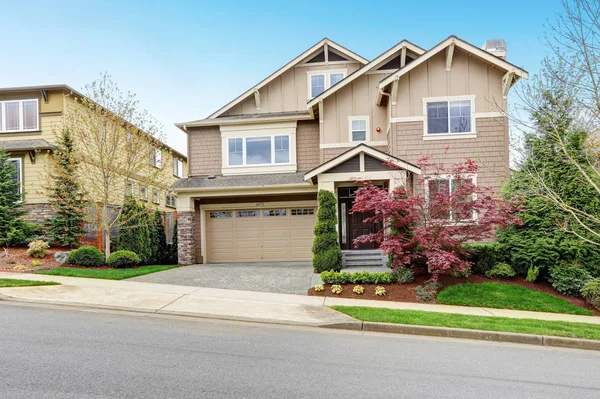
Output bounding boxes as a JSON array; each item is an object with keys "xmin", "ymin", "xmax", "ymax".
[
  {"xmin": 22, "ymin": 203, "xmax": 56, "ymax": 224},
  {"xmin": 177, "ymin": 211, "xmax": 195, "ymax": 265},
  {"xmin": 194, "ymin": 201, "xmax": 202, "ymax": 263},
  {"xmin": 393, "ymin": 117, "xmax": 509, "ymax": 195}
]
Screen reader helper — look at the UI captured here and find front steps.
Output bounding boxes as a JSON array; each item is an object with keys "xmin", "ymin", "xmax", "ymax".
[{"xmin": 342, "ymin": 250, "xmax": 388, "ymax": 269}]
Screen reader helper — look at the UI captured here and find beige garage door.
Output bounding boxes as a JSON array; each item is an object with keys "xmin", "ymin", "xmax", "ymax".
[{"xmin": 206, "ymin": 207, "xmax": 316, "ymax": 263}]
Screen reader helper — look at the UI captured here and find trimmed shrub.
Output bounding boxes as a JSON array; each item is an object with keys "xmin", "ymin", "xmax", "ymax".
[
  {"xmin": 312, "ymin": 190, "xmax": 342, "ymax": 273},
  {"xmin": 67, "ymin": 246, "xmax": 104, "ymax": 267},
  {"xmin": 392, "ymin": 268, "xmax": 414, "ymax": 284},
  {"xmin": 549, "ymin": 265, "xmax": 591, "ymax": 297},
  {"xmin": 26, "ymin": 240, "xmax": 50, "ymax": 258},
  {"xmin": 416, "ymin": 281, "xmax": 441, "ymax": 302},
  {"xmin": 107, "ymin": 250, "xmax": 141, "ymax": 268},
  {"xmin": 320, "ymin": 270, "xmax": 394, "ymax": 284},
  {"xmin": 353, "ymin": 285, "xmax": 364, "ymax": 295},
  {"xmin": 581, "ymin": 278, "xmax": 600, "ymax": 309},
  {"xmin": 486, "ymin": 262, "xmax": 516, "ymax": 279},
  {"xmin": 463, "ymin": 243, "xmax": 502, "ymax": 275},
  {"xmin": 526, "ymin": 265, "xmax": 541, "ymax": 283}
]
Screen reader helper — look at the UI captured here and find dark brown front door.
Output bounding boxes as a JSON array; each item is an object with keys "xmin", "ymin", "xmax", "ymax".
[{"xmin": 338, "ymin": 187, "xmax": 379, "ymax": 250}]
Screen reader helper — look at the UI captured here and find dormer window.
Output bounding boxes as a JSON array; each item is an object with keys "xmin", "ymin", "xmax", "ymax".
[
  {"xmin": 0, "ymin": 99, "xmax": 39, "ymax": 132},
  {"xmin": 308, "ymin": 70, "xmax": 346, "ymax": 98}
]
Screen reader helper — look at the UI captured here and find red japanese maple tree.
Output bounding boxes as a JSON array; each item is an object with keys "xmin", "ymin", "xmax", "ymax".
[{"xmin": 352, "ymin": 158, "xmax": 521, "ymax": 281}]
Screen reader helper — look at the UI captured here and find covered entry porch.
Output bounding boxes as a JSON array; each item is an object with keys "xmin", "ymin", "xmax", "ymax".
[{"xmin": 304, "ymin": 144, "xmax": 421, "ymax": 265}]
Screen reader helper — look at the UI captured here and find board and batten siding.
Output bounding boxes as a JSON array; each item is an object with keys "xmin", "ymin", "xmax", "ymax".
[
  {"xmin": 394, "ymin": 48, "xmax": 506, "ymax": 117},
  {"xmin": 221, "ymin": 62, "xmax": 361, "ymax": 116},
  {"xmin": 321, "ymin": 73, "xmax": 389, "ymax": 146}
]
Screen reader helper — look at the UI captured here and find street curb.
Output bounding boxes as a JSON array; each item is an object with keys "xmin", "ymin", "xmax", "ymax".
[{"xmin": 320, "ymin": 321, "xmax": 600, "ymax": 351}]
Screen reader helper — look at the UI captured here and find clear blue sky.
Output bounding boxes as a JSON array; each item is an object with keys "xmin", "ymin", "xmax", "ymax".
[{"xmin": 0, "ymin": 0, "xmax": 563, "ymax": 155}]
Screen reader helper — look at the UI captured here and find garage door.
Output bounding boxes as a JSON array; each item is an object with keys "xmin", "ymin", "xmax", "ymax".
[{"xmin": 206, "ymin": 207, "xmax": 316, "ymax": 263}]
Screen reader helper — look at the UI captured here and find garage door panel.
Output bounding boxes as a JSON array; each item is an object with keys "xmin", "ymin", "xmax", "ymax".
[{"xmin": 207, "ymin": 207, "xmax": 316, "ymax": 263}]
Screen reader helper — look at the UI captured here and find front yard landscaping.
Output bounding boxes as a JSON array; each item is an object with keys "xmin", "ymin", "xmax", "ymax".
[
  {"xmin": 0, "ymin": 278, "xmax": 59, "ymax": 288},
  {"xmin": 333, "ymin": 306, "xmax": 600, "ymax": 341},
  {"xmin": 36, "ymin": 265, "xmax": 178, "ymax": 280},
  {"xmin": 437, "ymin": 282, "xmax": 593, "ymax": 316}
]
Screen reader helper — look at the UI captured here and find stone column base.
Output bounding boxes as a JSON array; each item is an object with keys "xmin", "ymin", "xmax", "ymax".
[{"xmin": 177, "ymin": 211, "xmax": 195, "ymax": 265}]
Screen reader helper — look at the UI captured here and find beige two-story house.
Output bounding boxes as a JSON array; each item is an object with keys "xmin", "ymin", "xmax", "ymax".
[
  {"xmin": 0, "ymin": 85, "xmax": 187, "ymax": 233},
  {"xmin": 173, "ymin": 36, "xmax": 527, "ymax": 266}
]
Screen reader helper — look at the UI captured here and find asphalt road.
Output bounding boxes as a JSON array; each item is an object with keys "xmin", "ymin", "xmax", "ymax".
[{"xmin": 1, "ymin": 303, "xmax": 599, "ymax": 399}]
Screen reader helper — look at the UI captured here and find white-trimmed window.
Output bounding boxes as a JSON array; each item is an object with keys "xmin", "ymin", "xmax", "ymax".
[
  {"xmin": 425, "ymin": 175, "xmax": 476, "ymax": 221},
  {"xmin": 424, "ymin": 96, "xmax": 475, "ymax": 137},
  {"xmin": 173, "ymin": 158, "xmax": 184, "ymax": 178},
  {"xmin": 140, "ymin": 186, "xmax": 148, "ymax": 201},
  {"xmin": 227, "ymin": 135, "xmax": 290, "ymax": 167},
  {"xmin": 152, "ymin": 190, "xmax": 160, "ymax": 204},
  {"xmin": 0, "ymin": 99, "xmax": 39, "ymax": 132},
  {"xmin": 308, "ymin": 70, "xmax": 346, "ymax": 98},
  {"xmin": 125, "ymin": 181, "xmax": 135, "ymax": 197},
  {"xmin": 349, "ymin": 116, "xmax": 369, "ymax": 142},
  {"xmin": 166, "ymin": 194, "xmax": 177, "ymax": 208},
  {"xmin": 150, "ymin": 148, "xmax": 162, "ymax": 168},
  {"xmin": 7, "ymin": 158, "xmax": 22, "ymax": 197}
]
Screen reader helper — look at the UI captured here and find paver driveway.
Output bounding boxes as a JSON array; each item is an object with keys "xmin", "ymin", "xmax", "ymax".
[{"xmin": 129, "ymin": 262, "xmax": 318, "ymax": 295}]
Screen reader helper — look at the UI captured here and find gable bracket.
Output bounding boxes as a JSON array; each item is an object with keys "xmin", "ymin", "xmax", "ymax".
[
  {"xmin": 446, "ymin": 42, "xmax": 455, "ymax": 71},
  {"xmin": 254, "ymin": 89, "xmax": 261, "ymax": 111},
  {"xmin": 28, "ymin": 150, "xmax": 36, "ymax": 164},
  {"xmin": 391, "ymin": 76, "xmax": 399, "ymax": 106},
  {"xmin": 502, "ymin": 71, "xmax": 517, "ymax": 98},
  {"xmin": 324, "ymin": 42, "xmax": 329, "ymax": 64},
  {"xmin": 41, "ymin": 90, "xmax": 49, "ymax": 104},
  {"xmin": 400, "ymin": 47, "xmax": 407, "ymax": 68}
]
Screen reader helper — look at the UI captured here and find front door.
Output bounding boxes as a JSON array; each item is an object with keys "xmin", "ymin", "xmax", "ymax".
[{"xmin": 338, "ymin": 187, "xmax": 379, "ymax": 250}]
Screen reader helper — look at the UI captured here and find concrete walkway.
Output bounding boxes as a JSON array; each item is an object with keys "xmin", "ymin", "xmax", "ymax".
[{"xmin": 1, "ymin": 272, "xmax": 599, "ymax": 326}]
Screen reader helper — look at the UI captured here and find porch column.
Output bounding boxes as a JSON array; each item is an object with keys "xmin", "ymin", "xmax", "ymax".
[{"xmin": 176, "ymin": 195, "xmax": 195, "ymax": 266}]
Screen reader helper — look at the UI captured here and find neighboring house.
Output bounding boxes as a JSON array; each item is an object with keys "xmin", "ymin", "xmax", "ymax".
[
  {"xmin": 173, "ymin": 36, "xmax": 528, "ymax": 266},
  {"xmin": 0, "ymin": 85, "xmax": 187, "ymax": 233}
]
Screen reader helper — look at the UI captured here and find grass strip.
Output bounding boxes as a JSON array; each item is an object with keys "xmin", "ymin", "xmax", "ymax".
[
  {"xmin": 437, "ymin": 282, "xmax": 593, "ymax": 316},
  {"xmin": 333, "ymin": 306, "xmax": 600, "ymax": 341},
  {"xmin": 36, "ymin": 265, "xmax": 177, "ymax": 280},
  {"xmin": 0, "ymin": 278, "xmax": 60, "ymax": 288}
]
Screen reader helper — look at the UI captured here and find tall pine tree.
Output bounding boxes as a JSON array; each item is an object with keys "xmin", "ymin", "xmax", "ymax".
[
  {"xmin": 0, "ymin": 147, "xmax": 29, "ymax": 253},
  {"xmin": 47, "ymin": 127, "xmax": 86, "ymax": 247}
]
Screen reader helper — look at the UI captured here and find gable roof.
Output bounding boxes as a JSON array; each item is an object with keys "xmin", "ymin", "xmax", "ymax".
[
  {"xmin": 379, "ymin": 35, "xmax": 529, "ymax": 91},
  {"xmin": 306, "ymin": 40, "xmax": 425, "ymax": 108},
  {"xmin": 304, "ymin": 143, "xmax": 421, "ymax": 181},
  {"xmin": 206, "ymin": 38, "xmax": 369, "ymax": 120}
]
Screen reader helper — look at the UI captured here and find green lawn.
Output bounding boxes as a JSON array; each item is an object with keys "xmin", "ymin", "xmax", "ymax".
[
  {"xmin": 437, "ymin": 282, "xmax": 593, "ymax": 316},
  {"xmin": 333, "ymin": 306, "xmax": 600, "ymax": 341},
  {"xmin": 0, "ymin": 278, "xmax": 60, "ymax": 288},
  {"xmin": 36, "ymin": 265, "xmax": 177, "ymax": 280}
]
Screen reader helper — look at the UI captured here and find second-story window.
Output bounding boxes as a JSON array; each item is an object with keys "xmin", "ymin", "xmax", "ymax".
[
  {"xmin": 152, "ymin": 190, "xmax": 160, "ymax": 204},
  {"xmin": 173, "ymin": 158, "xmax": 183, "ymax": 178},
  {"xmin": 150, "ymin": 148, "xmax": 162, "ymax": 168},
  {"xmin": 227, "ymin": 135, "xmax": 290, "ymax": 167},
  {"xmin": 425, "ymin": 97, "xmax": 474, "ymax": 135},
  {"xmin": 308, "ymin": 71, "xmax": 346, "ymax": 98},
  {"xmin": 0, "ymin": 99, "xmax": 39, "ymax": 132},
  {"xmin": 140, "ymin": 186, "xmax": 148, "ymax": 201},
  {"xmin": 349, "ymin": 117, "xmax": 369, "ymax": 142},
  {"xmin": 125, "ymin": 181, "xmax": 134, "ymax": 197}
]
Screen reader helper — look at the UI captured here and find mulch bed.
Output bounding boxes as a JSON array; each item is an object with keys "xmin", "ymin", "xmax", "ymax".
[
  {"xmin": 308, "ymin": 273, "xmax": 600, "ymax": 316},
  {"xmin": 0, "ymin": 240, "xmax": 98, "ymax": 273}
]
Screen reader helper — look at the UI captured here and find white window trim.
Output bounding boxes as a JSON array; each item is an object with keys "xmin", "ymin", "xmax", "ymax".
[
  {"xmin": 348, "ymin": 116, "xmax": 370, "ymax": 143},
  {"xmin": 307, "ymin": 69, "xmax": 347, "ymax": 99},
  {"xmin": 0, "ymin": 99, "xmax": 39, "ymax": 133},
  {"xmin": 140, "ymin": 186, "xmax": 148, "ymax": 201},
  {"xmin": 226, "ymin": 134, "xmax": 292, "ymax": 168},
  {"xmin": 125, "ymin": 181, "xmax": 135, "ymax": 197},
  {"xmin": 424, "ymin": 173, "xmax": 478, "ymax": 221},
  {"xmin": 166, "ymin": 194, "xmax": 177, "ymax": 208},
  {"xmin": 7, "ymin": 157, "xmax": 23, "ymax": 197},
  {"xmin": 152, "ymin": 190, "xmax": 160, "ymax": 204},
  {"xmin": 173, "ymin": 158, "xmax": 183, "ymax": 178},
  {"xmin": 422, "ymin": 95, "xmax": 476, "ymax": 140}
]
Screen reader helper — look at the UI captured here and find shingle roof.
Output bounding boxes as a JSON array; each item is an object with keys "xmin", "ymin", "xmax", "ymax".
[
  {"xmin": 1, "ymin": 139, "xmax": 55, "ymax": 152},
  {"xmin": 171, "ymin": 172, "xmax": 311, "ymax": 190},
  {"xmin": 177, "ymin": 111, "xmax": 313, "ymax": 128}
]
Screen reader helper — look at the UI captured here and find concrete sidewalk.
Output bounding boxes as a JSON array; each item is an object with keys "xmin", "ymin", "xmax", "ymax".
[{"xmin": 1, "ymin": 271, "xmax": 599, "ymax": 326}]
